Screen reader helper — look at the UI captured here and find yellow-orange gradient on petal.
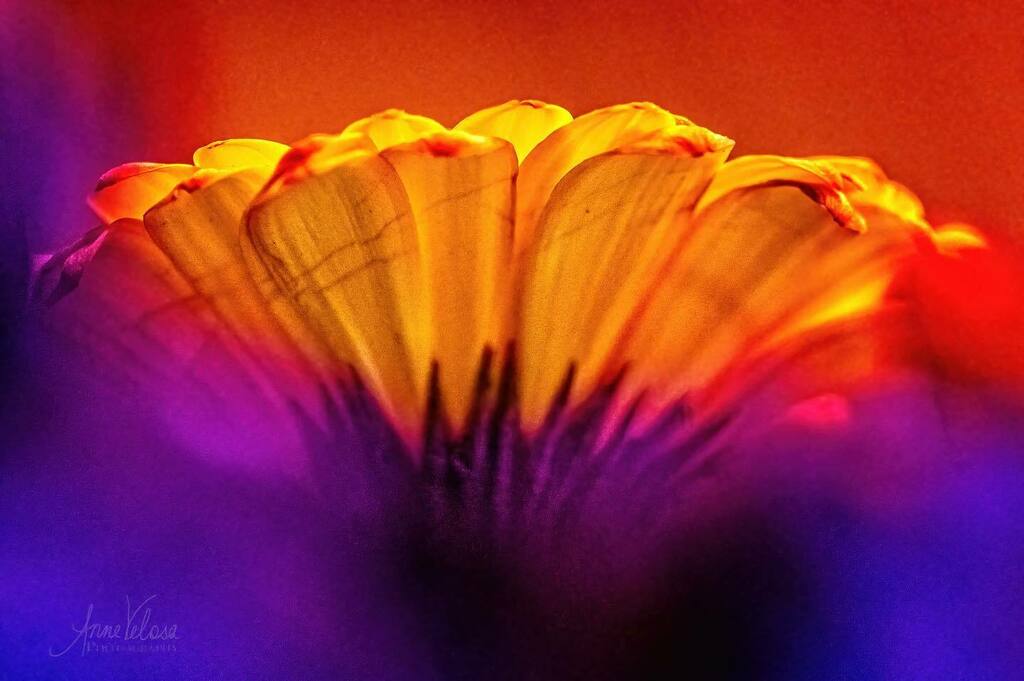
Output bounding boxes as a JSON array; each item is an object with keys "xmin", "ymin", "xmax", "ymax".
[{"xmin": 41, "ymin": 100, "xmax": 988, "ymax": 455}]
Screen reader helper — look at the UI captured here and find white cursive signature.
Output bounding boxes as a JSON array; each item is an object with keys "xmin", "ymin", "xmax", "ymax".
[{"xmin": 49, "ymin": 595, "xmax": 179, "ymax": 657}]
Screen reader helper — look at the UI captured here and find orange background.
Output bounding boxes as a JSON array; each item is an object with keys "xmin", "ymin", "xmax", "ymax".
[{"xmin": 8, "ymin": 0, "xmax": 1024, "ymax": 248}]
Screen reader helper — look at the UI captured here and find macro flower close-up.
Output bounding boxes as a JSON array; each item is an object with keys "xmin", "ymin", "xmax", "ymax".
[
  {"xmin": 29, "ymin": 99, "xmax": 989, "ymax": 508},
  {"xmin": 3, "ymin": 2, "xmax": 1024, "ymax": 680}
]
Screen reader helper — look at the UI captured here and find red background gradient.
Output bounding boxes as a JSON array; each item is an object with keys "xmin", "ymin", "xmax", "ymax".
[{"xmin": 6, "ymin": 0, "xmax": 1023, "ymax": 250}]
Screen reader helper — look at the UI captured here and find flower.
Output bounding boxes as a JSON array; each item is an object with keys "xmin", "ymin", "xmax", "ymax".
[
  {"xmin": 28, "ymin": 99, "xmax": 1024, "ymax": 679},
  {"xmin": 37, "ymin": 100, "xmax": 994, "ymax": 525}
]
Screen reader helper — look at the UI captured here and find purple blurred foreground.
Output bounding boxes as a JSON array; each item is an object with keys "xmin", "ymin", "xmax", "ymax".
[{"xmin": 3, "ymin": 309, "xmax": 1024, "ymax": 680}]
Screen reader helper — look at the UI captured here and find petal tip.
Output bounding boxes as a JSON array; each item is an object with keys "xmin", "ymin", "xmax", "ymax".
[
  {"xmin": 93, "ymin": 162, "xmax": 169, "ymax": 192},
  {"xmin": 617, "ymin": 124, "xmax": 735, "ymax": 158},
  {"xmin": 192, "ymin": 138, "xmax": 289, "ymax": 169},
  {"xmin": 383, "ymin": 129, "xmax": 509, "ymax": 159},
  {"xmin": 254, "ymin": 132, "xmax": 376, "ymax": 202}
]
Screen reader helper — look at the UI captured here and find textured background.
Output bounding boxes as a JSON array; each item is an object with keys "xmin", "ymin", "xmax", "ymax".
[
  {"xmin": 3, "ymin": 0, "xmax": 1023, "ymax": 253},
  {"xmin": 3, "ymin": 3, "xmax": 1024, "ymax": 679}
]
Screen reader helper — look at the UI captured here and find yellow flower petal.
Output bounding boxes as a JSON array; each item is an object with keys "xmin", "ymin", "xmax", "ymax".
[
  {"xmin": 143, "ymin": 167, "xmax": 326, "ymax": 405},
  {"xmin": 258, "ymin": 132, "xmax": 376, "ymax": 198},
  {"xmin": 454, "ymin": 99, "xmax": 572, "ymax": 163},
  {"xmin": 54, "ymin": 101, "xmax": 989, "ymax": 451},
  {"xmin": 192, "ymin": 138, "xmax": 290, "ymax": 169},
  {"xmin": 808, "ymin": 156, "xmax": 927, "ymax": 225},
  {"xmin": 616, "ymin": 181, "xmax": 926, "ymax": 417},
  {"xmin": 381, "ymin": 130, "xmax": 518, "ymax": 429},
  {"xmin": 246, "ymin": 151, "xmax": 429, "ymax": 439},
  {"xmin": 88, "ymin": 163, "xmax": 196, "ymax": 224},
  {"xmin": 513, "ymin": 102, "xmax": 681, "ymax": 259},
  {"xmin": 341, "ymin": 109, "xmax": 445, "ymax": 150},
  {"xmin": 517, "ymin": 126, "xmax": 733, "ymax": 427},
  {"xmin": 695, "ymin": 155, "xmax": 867, "ymax": 232}
]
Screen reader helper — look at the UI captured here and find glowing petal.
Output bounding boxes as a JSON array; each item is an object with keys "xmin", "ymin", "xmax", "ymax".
[
  {"xmin": 618, "ymin": 181, "xmax": 925, "ymax": 416},
  {"xmin": 517, "ymin": 126, "xmax": 733, "ymax": 426},
  {"xmin": 144, "ymin": 167, "xmax": 324, "ymax": 406},
  {"xmin": 246, "ymin": 150, "xmax": 428, "ymax": 438},
  {"xmin": 455, "ymin": 99, "xmax": 572, "ymax": 162},
  {"xmin": 809, "ymin": 156, "xmax": 927, "ymax": 225},
  {"xmin": 46, "ymin": 102, "xmax": 1004, "ymax": 466},
  {"xmin": 696, "ymin": 155, "xmax": 866, "ymax": 232},
  {"xmin": 342, "ymin": 109, "xmax": 445, "ymax": 150},
  {"xmin": 261, "ymin": 132, "xmax": 376, "ymax": 195},
  {"xmin": 514, "ymin": 102, "xmax": 682, "ymax": 259},
  {"xmin": 88, "ymin": 163, "xmax": 196, "ymax": 224},
  {"xmin": 381, "ymin": 131, "xmax": 517, "ymax": 428},
  {"xmin": 192, "ymin": 138, "xmax": 290, "ymax": 169}
]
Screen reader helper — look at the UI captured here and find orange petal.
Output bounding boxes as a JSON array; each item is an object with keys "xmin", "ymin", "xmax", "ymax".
[
  {"xmin": 517, "ymin": 126, "xmax": 732, "ymax": 427},
  {"xmin": 193, "ymin": 138, "xmax": 290, "ymax": 169},
  {"xmin": 144, "ymin": 166, "xmax": 326, "ymax": 407},
  {"xmin": 246, "ymin": 151, "xmax": 429, "ymax": 441},
  {"xmin": 341, "ymin": 109, "xmax": 445, "ymax": 150},
  {"xmin": 88, "ymin": 163, "xmax": 196, "ymax": 224},
  {"xmin": 617, "ymin": 176, "xmax": 927, "ymax": 419},
  {"xmin": 381, "ymin": 130, "xmax": 518, "ymax": 429},
  {"xmin": 454, "ymin": 99, "xmax": 572, "ymax": 163},
  {"xmin": 259, "ymin": 131, "xmax": 376, "ymax": 197},
  {"xmin": 695, "ymin": 155, "xmax": 867, "ymax": 233},
  {"xmin": 808, "ymin": 156, "xmax": 927, "ymax": 226},
  {"xmin": 513, "ymin": 102, "xmax": 682, "ymax": 260}
]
